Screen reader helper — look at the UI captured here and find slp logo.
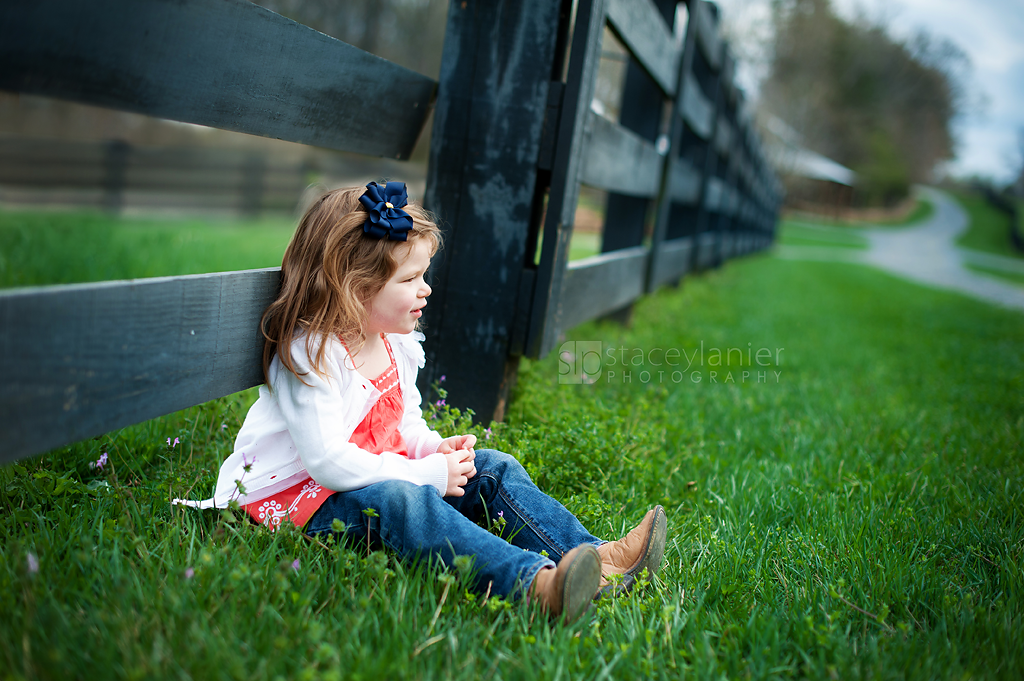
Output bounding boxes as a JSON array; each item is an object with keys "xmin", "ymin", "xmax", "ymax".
[{"xmin": 557, "ymin": 341, "xmax": 603, "ymax": 384}]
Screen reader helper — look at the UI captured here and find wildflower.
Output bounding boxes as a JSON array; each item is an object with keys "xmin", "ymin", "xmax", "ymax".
[
  {"xmin": 292, "ymin": 559, "xmax": 301, "ymax": 572},
  {"xmin": 498, "ymin": 511, "xmax": 503, "ymax": 519},
  {"xmin": 435, "ymin": 399, "xmax": 446, "ymax": 408},
  {"xmin": 89, "ymin": 452, "xmax": 109, "ymax": 470},
  {"xmin": 484, "ymin": 428, "xmax": 492, "ymax": 440},
  {"xmin": 167, "ymin": 437, "xmax": 180, "ymax": 448},
  {"xmin": 26, "ymin": 552, "xmax": 39, "ymax": 575},
  {"xmin": 184, "ymin": 567, "xmax": 195, "ymax": 579},
  {"xmin": 439, "ymin": 375, "xmax": 446, "ymax": 383},
  {"xmin": 241, "ymin": 453, "xmax": 255, "ymax": 473},
  {"xmin": 221, "ymin": 423, "xmax": 228, "ymax": 430}
]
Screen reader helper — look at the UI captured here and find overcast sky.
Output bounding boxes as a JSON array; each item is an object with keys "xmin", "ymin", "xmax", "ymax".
[{"xmin": 714, "ymin": 0, "xmax": 1024, "ymax": 182}]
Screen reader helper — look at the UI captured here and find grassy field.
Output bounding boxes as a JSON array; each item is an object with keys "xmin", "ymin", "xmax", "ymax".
[
  {"xmin": 775, "ymin": 221, "xmax": 869, "ymax": 249},
  {"xmin": 2, "ymin": 211, "xmax": 1024, "ymax": 680},
  {"xmin": 953, "ymin": 191, "xmax": 1022, "ymax": 260},
  {"xmin": 0, "ymin": 209, "xmax": 295, "ymax": 288}
]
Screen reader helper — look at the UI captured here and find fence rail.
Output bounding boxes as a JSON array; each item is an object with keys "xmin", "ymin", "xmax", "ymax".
[
  {"xmin": 0, "ymin": 0, "xmax": 781, "ymax": 464},
  {"xmin": 0, "ymin": 0, "xmax": 434, "ymax": 159}
]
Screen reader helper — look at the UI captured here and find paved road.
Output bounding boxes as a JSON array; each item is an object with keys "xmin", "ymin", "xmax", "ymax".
[{"xmin": 776, "ymin": 187, "xmax": 1024, "ymax": 313}]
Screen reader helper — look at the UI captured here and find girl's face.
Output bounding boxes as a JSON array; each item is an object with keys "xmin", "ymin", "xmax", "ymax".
[{"xmin": 365, "ymin": 237, "xmax": 433, "ymax": 337}]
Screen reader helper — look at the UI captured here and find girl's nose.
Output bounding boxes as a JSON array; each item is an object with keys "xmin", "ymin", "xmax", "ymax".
[{"xmin": 421, "ymin": 282, "xmax": 432, "ymax": 297}]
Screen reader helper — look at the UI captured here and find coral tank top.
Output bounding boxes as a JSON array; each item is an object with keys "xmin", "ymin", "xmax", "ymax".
[{"xmin": 245, "ymin": 336, "xmax": 408, "ymax": 528}]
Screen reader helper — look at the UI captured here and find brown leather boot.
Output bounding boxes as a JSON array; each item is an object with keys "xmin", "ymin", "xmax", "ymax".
[
  {"xmin": 596, "ymin": 506, "xmax": 668, "ymax": 598},
  {"xmin": 530, "ymin": 543, "xmax": 601, "ymax": 623}
]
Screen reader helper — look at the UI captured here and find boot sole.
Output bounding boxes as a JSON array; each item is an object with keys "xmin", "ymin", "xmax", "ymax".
[{"xmin": 560, "ymin": 544, "xmax": 601, "ymax": 624}]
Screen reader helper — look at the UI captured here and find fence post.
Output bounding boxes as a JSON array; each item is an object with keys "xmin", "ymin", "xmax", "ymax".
[
  {"xmin": 646, "ymin": 0, "xmax": 701, "ymax": 288},
  {"xmin": 102, "ymin": 139, "xmax": 130, "ymax": 213},
  {"xmin": 601, "ymin": 0, "xmax": 678, "ymax": 324},
  {"xmin": 421, "ymin": 0, "xmax": 571, "ymax": 421}
]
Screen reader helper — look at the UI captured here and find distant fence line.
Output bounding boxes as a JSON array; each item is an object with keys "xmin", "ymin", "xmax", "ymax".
[{"xmin": 0, "ymin": 136, "xmax": 417, "ymax": 215}]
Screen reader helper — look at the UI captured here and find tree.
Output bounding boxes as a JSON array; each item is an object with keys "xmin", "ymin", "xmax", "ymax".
[{"xmin": 760, "ymin": 0, "xmax": 969, "ymax": 206}]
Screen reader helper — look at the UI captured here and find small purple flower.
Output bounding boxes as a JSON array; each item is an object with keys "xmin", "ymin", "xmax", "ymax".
[
  {"xmin": 221, "ymin": 423, "xmax": 228, "ymax": 430},
  {"xmin": 484, "ymin": 428, "xmax": 492, "ymax": 440},
  {"xmin": 435, "ymin": 399, "xmax": 446, "ymax": 408},
  {"xmin": 167, "ymin": 437, "xmax": 180, "ymax": 448},
  {"xmin": 498, "ymin": 511, "xmax": 503, "ymax": 519},
  {"xmin": 439, "ymin": 375, "xmax": 446, "ymax": 383},
  {"xmin": 291, "ymin": 558, "xmax": 301, "ymax": 572},
  {"xmin": 184, "ymin": 567, "xmax": 195, "ymax": 579},
  {"xmin": 26, "ymin": 552, "xmax": 38, "ymax": 574},
  {"xmin": 241, "ymin": 452, "xmax": 255, "ymax": 472},
  {"xmin": 90, "ymin": 452, "xmax": 109, "ymax": 470}
]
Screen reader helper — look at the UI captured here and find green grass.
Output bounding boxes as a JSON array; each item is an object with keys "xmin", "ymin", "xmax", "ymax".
[
  {"xmin": 953, "ymin": 192, "xmax": 1023, "ymax": 260},
  {"xmin": 777, "ymin": 221, "xmax": 869, "ymax": 249},
  {"xmin": 0, "ymin": 209, "xmax": 295, "ymax": 288},
  {"xmin": 3, "ymin": 215, "xmax": 1024, "ymax": 679}
]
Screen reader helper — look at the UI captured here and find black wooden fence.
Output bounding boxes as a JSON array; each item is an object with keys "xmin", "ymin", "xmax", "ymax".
[
  {"xmin": 0, "ymin": 0, "xmax": 780, "ymax": 466},
  {"xmin": 421, "ymin": 0, "xmax": 781, "ymax": 418},
  {"xmin": 0, "ymin": 137, "xmax": 309, "ymax": 214}
]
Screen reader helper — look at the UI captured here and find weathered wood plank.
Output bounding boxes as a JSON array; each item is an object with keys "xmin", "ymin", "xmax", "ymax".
[
  {"xmin": 0, "ymin": 269, "xmax": 280, "ymax": 464},
  {"xmin": 605, "ymin": 0, "xmax": 680, "ymax": 96},
  {"xmin": 0, "ymin": 0, "xmax": 435, "ymax": 159},
  {"xmin": 560, "ymin": 246, "xmax": 647, "ymax": 330},
  {"xmin": 693, "ymin": 231, "xmax": 718, "ymax": 271},
  {"xmin": 581, "ymin": 111, "xmax": 663, "ymax": 197},
  {"xmin": 669, "ymin": 156, "xmax": 703, "ymax": 204},
  {"xmin": 649, "ymin": 236, "xmax": 694, "ymax": 288},
  {"xmin": 715, "ymin": 115, "xmax": 733, "ymax": 156},
  {"xmin": 723, "ymin": 183, "xmax": 740, "ymax": 217},
  {"xmin": 681, "ymin": 71, "xmax": 715, "ymax": 140},
  {"xmin": 705, "ymin": 176, "xmax": 726, "ymax": 213},
  {"xmin": 693, "ymin": 0, "xmax": 722, "ymax": 70},
  {"xmin": 721, "ymin": 48, "xmax": 739, "ymax": 105}
]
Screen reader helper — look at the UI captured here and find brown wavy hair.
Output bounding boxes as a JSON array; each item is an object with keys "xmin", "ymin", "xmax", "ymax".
[{"xmin": 261, "ymin": 185, "xmax": 441, "ymax": 386}]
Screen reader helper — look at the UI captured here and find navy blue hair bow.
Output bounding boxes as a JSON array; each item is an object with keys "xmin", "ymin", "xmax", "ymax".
[{"xmin": 359, "ymin": 181, "xmax": 414, "ymax": 241}]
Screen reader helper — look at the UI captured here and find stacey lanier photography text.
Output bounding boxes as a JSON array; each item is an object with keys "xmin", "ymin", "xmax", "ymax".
[{"xmin": 558, "ymin": 341, "xmax": 785, "ymax": 385}]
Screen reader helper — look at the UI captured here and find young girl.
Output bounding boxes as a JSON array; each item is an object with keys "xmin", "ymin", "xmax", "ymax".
[{"xmin": 179, "ymin": 182, "xmax": 668, "ymax": 623}]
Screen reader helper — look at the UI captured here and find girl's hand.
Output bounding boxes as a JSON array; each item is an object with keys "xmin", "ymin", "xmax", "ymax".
[
  {"xmin": 443, "ymin": 449, "xmax": 476, "ymax": 497},
  {"xmin": 437, "ymin": 434, "xmax": 477, "ymax": 454}
]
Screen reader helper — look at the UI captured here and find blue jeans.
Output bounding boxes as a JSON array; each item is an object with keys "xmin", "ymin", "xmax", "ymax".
[{"xmin": 306, "ymin": 449, "xmax": 601, "ymax": 599}]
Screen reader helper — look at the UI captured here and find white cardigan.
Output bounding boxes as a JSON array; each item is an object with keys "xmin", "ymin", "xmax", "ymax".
[{"xmin": 175, "ymin": 331, "xmax": 447, "ymax": 510}]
